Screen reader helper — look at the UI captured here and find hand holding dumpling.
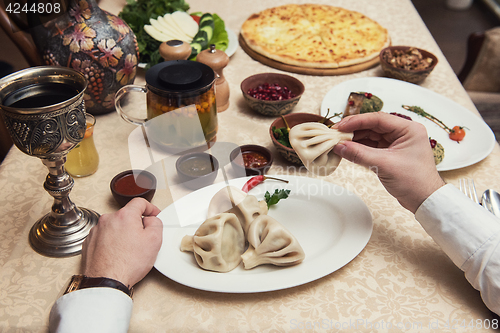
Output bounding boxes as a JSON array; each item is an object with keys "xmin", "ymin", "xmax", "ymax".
[{"xmin": 289, "ymin": 122, "xmax": 353, "ymax": 176}]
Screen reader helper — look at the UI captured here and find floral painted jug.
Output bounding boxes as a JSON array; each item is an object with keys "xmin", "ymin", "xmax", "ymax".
[{"xmin": 25, "ymin": 0, "xmax": 138, "ymax": 115}]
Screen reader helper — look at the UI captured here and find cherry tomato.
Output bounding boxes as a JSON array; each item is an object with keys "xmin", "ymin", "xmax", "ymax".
[
  {"xmin": 190, "ymin": 15, "xmax": 201, "ymax": 24},
  {"xmin": 449, "ymin": 126, "xmax": 466, "ymax": 142}
]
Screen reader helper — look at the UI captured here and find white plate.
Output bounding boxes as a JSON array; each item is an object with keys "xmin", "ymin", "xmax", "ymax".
[
  {"xmin": 320, "ymin": 77, "xmax": 496, "ymax": 171},
  {"xmin": 154, "ymin": 175, "xmax": 373, "ymax": 293},
  {"xmin": 224, "ymin": 28, "xmax": 238, "ymax": 57},
  {"xmin": 138, "ymin": 28, "xmax": 238, "ymax": 68}
]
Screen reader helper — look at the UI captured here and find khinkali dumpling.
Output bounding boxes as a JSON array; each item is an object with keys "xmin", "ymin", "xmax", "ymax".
[
  {"xmin": 180, "ymin": 213, "xmax": 245, "ymax": 272},
  {"xmin": 207, "ymin": 186, "xmax": 268, "ymax": 234},
  {"xmin": 241, "ymin": 215, "xmax": 305, "ymax": 269},
  {"xmin": 289, "ymin": 122, "xmax": 353, "ymax": 176}
]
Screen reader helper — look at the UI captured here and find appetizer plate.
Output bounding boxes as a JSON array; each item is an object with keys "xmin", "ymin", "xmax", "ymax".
[
  {"xmin": 138, "ymin": 28, "xmax": 238, "ymax": 68},
  {"xmin": 224, "ymin": 28, "xmax": 238, "ymax": 57},
  {"xmin": 155, "ymin": 175, "xmax": 373, "ymax": 293},
  {"xmin": 320, "ymin": 77, "xmax": 496, "ymax": 171}
]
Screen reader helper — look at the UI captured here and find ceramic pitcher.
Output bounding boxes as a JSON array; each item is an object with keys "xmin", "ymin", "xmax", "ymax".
[{"xmin": 0, "ymin": 0, "xmax": 139, "ymax": 115}]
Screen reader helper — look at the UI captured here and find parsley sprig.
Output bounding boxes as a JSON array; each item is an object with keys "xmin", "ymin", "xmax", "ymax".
[{"xmin": 264, "ymin": 189, "xmax": 291, "ymax": 208}]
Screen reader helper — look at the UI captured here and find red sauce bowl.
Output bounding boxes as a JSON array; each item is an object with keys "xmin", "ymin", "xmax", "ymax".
[
  {"xmin": 230, "ymin": 144, "xmax": 273, "ymax": 176},
  {"xmin": 110, "ymin": 170, "xmax": 157, "ymax": 207}
]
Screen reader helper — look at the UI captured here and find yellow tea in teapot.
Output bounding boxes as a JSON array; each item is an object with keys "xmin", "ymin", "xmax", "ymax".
[{"xmin": 146, "ymin": 86, "xmax": 217, "ymax": 148}]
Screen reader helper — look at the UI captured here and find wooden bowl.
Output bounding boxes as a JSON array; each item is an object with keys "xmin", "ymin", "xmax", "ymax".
[
  {"xmin": 110, "ymin": 170, "xmax": 156, "ymax": 207},
  {"xmin": 241, "ymin": 73, "xmax": 304, "ymax": 116},
  {"xmin": 379, "ymin": 46, "xmax": 438, "ymax": 84},
  {"xmin": 230, "ymin": 144, "xmax": 273, "ymax": 176},
  {"xmin": 269, "ymin": 113, "xmax": 333, "ymax": 165}
]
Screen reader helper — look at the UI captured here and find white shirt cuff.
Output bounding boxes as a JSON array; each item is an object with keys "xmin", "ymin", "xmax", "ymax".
[
  {"xmin": 415, "ymin": 183, "xmax": 500, "ymax": 315},
  {"xmin": 49, "ymin": 287, "xmax": 133, "ymax": 333}
]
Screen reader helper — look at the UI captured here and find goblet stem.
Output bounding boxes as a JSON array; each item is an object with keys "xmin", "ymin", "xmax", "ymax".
[
  {"xmin": 29, "ymin": 155, "xmax": 99, "ymax": 257},
  {"xmin": 42, "ymin": 155, "xmax": 82, "ymax": 225}
]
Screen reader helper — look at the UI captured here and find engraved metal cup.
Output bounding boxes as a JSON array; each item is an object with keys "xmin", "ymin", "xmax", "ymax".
[{"xmin": 0, "ymin": 66, "xmax": 99, "ymax": 257}]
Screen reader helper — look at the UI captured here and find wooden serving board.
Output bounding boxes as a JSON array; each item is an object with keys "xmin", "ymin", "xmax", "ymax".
[{"xmin": 239, "ymin": 34, "xmax": 380, "ymax": 76}]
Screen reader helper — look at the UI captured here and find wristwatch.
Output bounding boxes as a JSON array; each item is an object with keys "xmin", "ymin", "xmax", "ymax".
[{"xmin": 64, "ymin": 275, "xmax": 133, "ymax": 298}]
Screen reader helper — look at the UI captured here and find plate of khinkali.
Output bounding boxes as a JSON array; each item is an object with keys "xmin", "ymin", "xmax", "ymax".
[{"xmin": 155, "ymin": 175, "xmax": 372, "ymax": 293}]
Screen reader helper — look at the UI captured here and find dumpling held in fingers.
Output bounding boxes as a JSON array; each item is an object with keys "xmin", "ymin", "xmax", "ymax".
[
  {"xmin": 180, "ymin": 213, "xmax": 245, "ymax": 273},
  {"xmin": 207, "ymin": 186, "xmax": 268, "ymax": 234},
  {"xmin": 241, "ymin": 215, "xmax": 305, "ymax": 269},
  {"xmin": 289, "ymin": 122, "xmax": 353, "ymax": 176}
]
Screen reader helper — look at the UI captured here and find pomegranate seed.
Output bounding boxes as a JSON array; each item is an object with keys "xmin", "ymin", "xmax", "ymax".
[
  {"xmin": 364, "ymin": 92, "xmax": 373, "ymax": 99},
  {"xmin": 429, "ymin": 138, "xmax": 437, "ymax": 148},
  {"xmin": 247, "ymin": 82, "xmax": 296, "ymax": 101}
]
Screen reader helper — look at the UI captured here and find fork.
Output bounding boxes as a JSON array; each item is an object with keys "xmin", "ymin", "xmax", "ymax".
[{"xmin": 459, "ymin": 178, "xmax": 480, "ymax": 204}]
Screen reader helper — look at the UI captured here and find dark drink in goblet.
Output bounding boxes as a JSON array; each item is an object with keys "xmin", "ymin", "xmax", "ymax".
[{"xmin": 0, "ymin": 66, "xmax": 99, "ymax": 257}]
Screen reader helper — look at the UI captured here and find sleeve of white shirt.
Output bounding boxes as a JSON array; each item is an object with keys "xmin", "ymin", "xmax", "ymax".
[
  {"xmin": 415, "ymin": 183, "xmax": 500, "ymax": 315},
  {"xmin": 49, "ymin": 287, "xmax": 133, "ymax": 333}
]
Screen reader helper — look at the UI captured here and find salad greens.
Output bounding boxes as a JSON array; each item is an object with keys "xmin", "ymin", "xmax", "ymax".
[
  {"xmin": 119, "ymin": 0, "xmax": 189, "ymax": 66},
  {"xmin": 209, "ymin": 14, "xmax": 229, "ymax": 53},
  {"xmin": 119, "ymin": 0, "xmax": 229, "ymax": 68}
]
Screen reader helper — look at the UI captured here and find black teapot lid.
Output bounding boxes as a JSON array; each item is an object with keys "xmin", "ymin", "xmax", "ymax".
[{"xmin": 145, "ymin": 60, "xmax": 215, "ymax": 93}]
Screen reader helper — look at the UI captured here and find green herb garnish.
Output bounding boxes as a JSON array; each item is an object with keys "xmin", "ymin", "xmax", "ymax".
[
  {"xmin": 264, "ymin": 189, "xmax": 291, "ymax": 208},
  {"xmin": 272, "ymin": 126, "xmax": 291, "ymax": 148},
  {"xmin": 402, "ymin": 105, "xmax": 453, "ymax": 133}
]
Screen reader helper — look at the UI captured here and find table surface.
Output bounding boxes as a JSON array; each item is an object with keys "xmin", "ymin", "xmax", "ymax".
[{"xmin": 2, "ymin": 0, "xmax": 500, "ymax": 331}]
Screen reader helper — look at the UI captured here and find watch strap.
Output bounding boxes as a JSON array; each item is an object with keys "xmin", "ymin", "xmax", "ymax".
[{"xmin": 64, "ymin": 275, "xmax": 133, "ymax": 298}]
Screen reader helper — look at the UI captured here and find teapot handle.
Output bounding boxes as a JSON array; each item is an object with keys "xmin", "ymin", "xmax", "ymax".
[
  {"xmin": 115, "ymin": 85, "xmax": 148, "ymax": 125},
  {"xmin": 0, "ymin": 6, "xmax": 41, "ymax": 67}
]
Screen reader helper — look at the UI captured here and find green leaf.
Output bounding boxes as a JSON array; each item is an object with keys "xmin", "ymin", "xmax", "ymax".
[
  {"xmin": 209, "ymin": 14, "xmax": 228, "ymax": 52},
  {"xmin": 264, "ymin": 189, "xmax": 291, "ymax": 208}
]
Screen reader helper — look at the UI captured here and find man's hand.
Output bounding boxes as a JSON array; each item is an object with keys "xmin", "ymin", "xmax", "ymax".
[
  {"xmin": 333, "ymin": 112, "xmax": 445, "ymax": 213},
  {"xmin": 81, "ymin": 198, "xmax": 163, "ymax": 288}
]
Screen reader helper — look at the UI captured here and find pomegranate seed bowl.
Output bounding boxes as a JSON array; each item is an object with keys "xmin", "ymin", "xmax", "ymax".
[{"xmin": 241, "ymin": 73, "xmax": 304, "ymax": 116}]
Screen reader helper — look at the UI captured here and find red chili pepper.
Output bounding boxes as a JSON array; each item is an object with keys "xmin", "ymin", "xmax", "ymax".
[{"xmin": 242, "ymin": 176, "xmax": 289, "ymax": 193}]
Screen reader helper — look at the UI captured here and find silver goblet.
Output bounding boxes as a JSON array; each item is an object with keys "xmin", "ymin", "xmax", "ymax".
[{"xmin": 0, "ymin": 66, "xmax": 99, "ymax": 257}]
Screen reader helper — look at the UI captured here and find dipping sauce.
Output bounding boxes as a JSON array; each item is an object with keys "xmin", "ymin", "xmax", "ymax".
[
  {"xmin": 242, "ymin": 151, "xmax": 269, "ymax": 168},
  {"xmin": 114, "ymin": 173, "xmax": 153, "ymax": 196},
  {"xmin": 178, "ymin": 155, "xmax": 216, "ymax": 177}
]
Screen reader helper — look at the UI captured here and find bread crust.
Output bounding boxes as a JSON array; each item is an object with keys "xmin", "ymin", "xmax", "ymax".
[{"xmin": 241, "ymin": 4, "xmax": 390, "ymax": 69}]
